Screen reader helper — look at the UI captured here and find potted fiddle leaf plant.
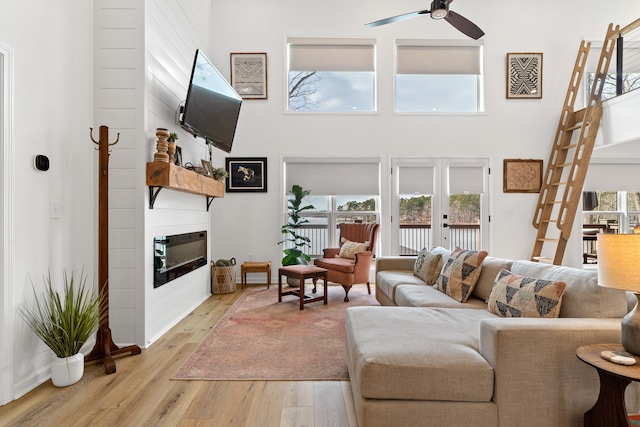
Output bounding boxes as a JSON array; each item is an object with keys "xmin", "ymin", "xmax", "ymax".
[
  {"xmin": 17, "ymin": 270, "xmax": 103, "ymax": 387},
  {"xmin": 279, "ymin": 185, "xmax": 315, "ymax": 285}
]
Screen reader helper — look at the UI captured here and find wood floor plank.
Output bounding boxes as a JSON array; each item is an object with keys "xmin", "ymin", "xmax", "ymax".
[
  {"xmin": 282, "ymin": 381, "xmax": 314, "ymax": 407},
  {"xmin": 0, "ymin": 290, "xmax": 360, "ymax": 427},
  {"xmin": 281, "ymin": 406, "xmax": 315, "ymax": 427},
  {"xmin": 314, "ymin": 382, "xmax": 350, "ymax": 427}
]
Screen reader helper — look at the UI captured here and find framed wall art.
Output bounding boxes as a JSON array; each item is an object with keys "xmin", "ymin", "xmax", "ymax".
[
  {"xmin": 503, "ymin": 159, "xmax": 543, "ymax": 193},
  {"xmin": 230, "ymin": 52, "xmax": 268, "ymax": 100},
  {"xmin": 506, "ymin": 52, "xmax": 543, "ymax": 99},
  {"xmin": 225, "ymin": 157, "xmax": 267, "ymax": 193}
]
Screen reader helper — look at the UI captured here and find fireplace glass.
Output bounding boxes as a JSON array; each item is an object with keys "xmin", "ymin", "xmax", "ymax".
[{"xmin": 154, "ymin": 231, "xmax": 207, "ymax": 288}]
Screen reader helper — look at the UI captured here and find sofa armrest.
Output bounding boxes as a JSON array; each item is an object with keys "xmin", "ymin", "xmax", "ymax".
[
  {"xmin": 322, "ymin": 247, "xmax": 340, "ymax": 258},
  {"xmin": 479, "ymin": 318, "xmax": 637, "ymax": 426},
  {"xmin": 376, "ymin": 256, "xmax": 416, "ymax": 274}
]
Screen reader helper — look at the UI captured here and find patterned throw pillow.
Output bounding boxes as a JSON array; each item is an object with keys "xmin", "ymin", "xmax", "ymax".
[
  {"xmin": 434, "ymin": 248, "xmax": 488, "ymax": 302},
  {"xmin": 337, "ymin": 238, "xmax": 369, "ymax": 259},
  {"xmin": 487, "ymin": 269, "xmax": 566, "ymax": 318},
  {"xmin": 413, "ymin": 248, "xmax": 444, "ymax": 286}
]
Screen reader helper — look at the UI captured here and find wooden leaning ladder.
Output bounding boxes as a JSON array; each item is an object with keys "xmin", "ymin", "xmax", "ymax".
[{"xmin": 531, "ymin": 24, "xmax": 619, "ymax": 265}]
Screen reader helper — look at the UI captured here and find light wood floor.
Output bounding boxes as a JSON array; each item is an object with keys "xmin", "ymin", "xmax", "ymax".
[{"xmin": 0, "ymin": 287, "xmax": 359, "ymax": 427}]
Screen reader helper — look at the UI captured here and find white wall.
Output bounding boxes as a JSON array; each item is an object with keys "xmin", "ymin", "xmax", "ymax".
[
  {"xmin": 208, "ymin": 0, "xmax": 640, "ymax": 271},
  {"xmin": 0, "ymin": 0, "xmax": 95, "ymax": 401}
]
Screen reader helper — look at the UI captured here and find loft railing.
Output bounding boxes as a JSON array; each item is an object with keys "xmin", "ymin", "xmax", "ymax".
[{"xmin": 610, "ymin": 17, "xmax": 640, "ymax": 97}]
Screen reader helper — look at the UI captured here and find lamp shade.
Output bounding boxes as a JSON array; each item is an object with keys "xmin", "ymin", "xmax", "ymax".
[{"xmin": 597, "ymin": 234, "xmax": 640, "ymax": 292}]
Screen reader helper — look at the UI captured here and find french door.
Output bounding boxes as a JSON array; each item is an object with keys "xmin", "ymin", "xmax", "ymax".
[{"xmin": 391, "ymin": 158, "xmax": 490, "ymax": 254}]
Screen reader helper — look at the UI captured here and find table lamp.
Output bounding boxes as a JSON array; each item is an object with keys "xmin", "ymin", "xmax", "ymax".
[{"xmin": 597, "ymin": 234, "xmax": 640, "ymax": 355}]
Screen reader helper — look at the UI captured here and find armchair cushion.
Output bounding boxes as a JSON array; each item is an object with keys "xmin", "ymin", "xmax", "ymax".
[
  {"xmin": 435, "ymin": 248, "xmax": 488, "ymax": 303},
  {"xmin": 338, "ymin": 238, "xmax": 369, "ymax": 259},
  {"xmin": 315, "ymin": 256, "xmax": 356, "ymax": 274}
]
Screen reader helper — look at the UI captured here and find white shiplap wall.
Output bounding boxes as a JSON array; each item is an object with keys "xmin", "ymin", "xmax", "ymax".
[{"xmin": 96, "ymin": 0, "xmax": 212, "ymax": 348}]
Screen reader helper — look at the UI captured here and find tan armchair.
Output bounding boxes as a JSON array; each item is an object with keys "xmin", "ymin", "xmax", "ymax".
[{"xmin": 313, "ymin": 223, "xmax": 380, "ymax": 302}]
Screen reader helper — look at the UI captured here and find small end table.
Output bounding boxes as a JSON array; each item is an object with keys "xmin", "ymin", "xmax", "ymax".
[
  {"xmin": 278, "ymin": 265, "xmax": 328, "ymax": 310},
  {"xmin": 576, "ymin": 343, "xmax": 640, "ymax": 427},
  {"xmin": 240, "ymin": 261, "xmax": 271, "ymax": 289}
]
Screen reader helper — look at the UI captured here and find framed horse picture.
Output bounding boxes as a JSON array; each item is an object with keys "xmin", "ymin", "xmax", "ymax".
[{"xmin": 225, "ymin": 157, "xmax": 267, "ymax": 193}]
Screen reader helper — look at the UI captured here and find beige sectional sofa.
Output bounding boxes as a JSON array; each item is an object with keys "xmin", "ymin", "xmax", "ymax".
[{"xmin": 345, "ymin": 249, "xmax": 638, "ymax": 427}]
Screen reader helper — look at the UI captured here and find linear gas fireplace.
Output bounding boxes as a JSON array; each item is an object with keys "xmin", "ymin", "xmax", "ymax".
[{"xmin": 154, "ymin": 231, "xmax": 207, "ymax": 288}]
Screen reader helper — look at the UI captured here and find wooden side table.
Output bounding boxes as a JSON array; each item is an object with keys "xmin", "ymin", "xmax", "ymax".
[
  {"xmin": 278, "ymin": 265, "xmax": 328, "ymax": 310},
  {"xmin": 240, "ymin": 261, "xmax": 271, "ymax": 289},
  {"xmin": 577, "ymin": 343, "xmax": 640, "ymax": 427}
]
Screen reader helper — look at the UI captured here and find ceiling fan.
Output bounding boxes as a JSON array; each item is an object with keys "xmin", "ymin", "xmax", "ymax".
[{"xmin": 365, "ymin": 0, "xmax": 485, "ymax": 40}]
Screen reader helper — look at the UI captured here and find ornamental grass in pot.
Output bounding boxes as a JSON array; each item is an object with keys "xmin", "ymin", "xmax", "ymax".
[{"xmin": 17, "ymin": 270, "xmax": 102, "ymax": 387}]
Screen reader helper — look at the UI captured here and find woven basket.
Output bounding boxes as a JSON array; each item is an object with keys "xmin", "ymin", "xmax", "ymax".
[{"xmin": 211, "ymin": 263, "xmax": 236, "ymax": 294}]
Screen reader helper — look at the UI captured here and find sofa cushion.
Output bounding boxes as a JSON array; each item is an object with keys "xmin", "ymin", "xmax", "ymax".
[
  {"xmin": 346, "ymin": 306, "xmax": 496, "ymax": 402},
  {"xmin": 338, "ymin": 238, "xmax": 368, "ymax": 259},
  {"xmin": 376, "ymin": 271, "xmax": 428, "ymax": 304},
  {"xmin": 413, "ymin": 248, "xmax": 443, "ymax": 286},
  {"xmin": 487, "ymin": 269, "xmax": 566, "ymax": 318},
  {"xmin": 435, "ymin": 248, "xmax": 488, "ymax": 302},
  {"xmin": 472, "ymin": 256, "xmax": 514, "ymax": 302},
  {"xmin": 395, "ymin": 284, "xmax": 488, "ymax": 309},
  {"xmin": 510, "ymin": 260, "xmax": 628, "ymax": 318}
]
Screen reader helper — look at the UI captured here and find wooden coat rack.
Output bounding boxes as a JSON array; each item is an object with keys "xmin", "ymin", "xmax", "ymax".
[{"xmin": 86, "ymin": 125, "xmax": 141, "ymax": 374}]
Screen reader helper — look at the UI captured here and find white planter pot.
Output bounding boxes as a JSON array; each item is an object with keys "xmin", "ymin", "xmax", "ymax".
[{"xmin": 50, "ymin": 353, "xmax": 84, "ymax": 387}]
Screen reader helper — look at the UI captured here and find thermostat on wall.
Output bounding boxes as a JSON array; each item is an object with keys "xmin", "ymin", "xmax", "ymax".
[{"xmin": 34, "ymin": 155, "xmax": 50, "ymax": 171}]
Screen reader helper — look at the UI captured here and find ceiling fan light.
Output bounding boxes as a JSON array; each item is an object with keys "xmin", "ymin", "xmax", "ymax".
[{"xmin": 431, "ymin": 8, "xmax": 448, "ymax": 19}]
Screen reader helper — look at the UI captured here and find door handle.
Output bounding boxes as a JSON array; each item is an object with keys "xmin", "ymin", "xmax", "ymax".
[{"xmin": 443, "ymin": 223, "xmax": 449, "ymax": 228}]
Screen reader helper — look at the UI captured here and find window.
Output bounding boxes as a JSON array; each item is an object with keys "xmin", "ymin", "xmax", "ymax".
[
  {"xmin": 395, "ymin": 40, "xmax": 484, "ymax": 113},
  {"xmin": 284, "ymin": 157, "xmax": 381, "ymax": 256},
  {"xmin": 391, "ymin": 158, "xmax": 489, "ymax": 255},
  {"xmin": 582, "ymin": 161, "xmax": 640, "ymax": 264},
  {"xmin": 583, "ymin": 191, "xmax": 640, "ymax": 264},
  {"xmin": 287, "ymin": 37, "xmax": 376, "ymax": 112}
]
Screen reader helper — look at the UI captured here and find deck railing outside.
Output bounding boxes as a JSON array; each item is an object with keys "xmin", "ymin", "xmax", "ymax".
[{"xmin": 293, "ymin": 223, "xmax": 480, "ymax": 257}]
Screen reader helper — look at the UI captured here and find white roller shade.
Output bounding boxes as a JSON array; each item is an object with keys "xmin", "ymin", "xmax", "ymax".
[
  {"xmin": 285, "ymin": 159, "xmax": 380, "ymax": 195},
  {"xmin": 399, "ymin": 166, "xmax": 435, "ymax": 195},
  {"xmin": 288, "ymin": 37, "xmax": 376, "ymax": 72},
  {"xmin": 396, "ymin": 40, "xmax": 482, "ymax": 75},
  {"xmin": 449, "ymin": 166, "xmax": 485, "ymax": 194},
  {"xmin": 584, "ymin": 162, "xmax": 640, "ymax": 191}
]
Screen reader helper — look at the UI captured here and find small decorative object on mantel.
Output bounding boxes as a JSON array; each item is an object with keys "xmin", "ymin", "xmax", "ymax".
[
  {"xmin": 201, "ymin": 159, "xmax": 214, "ymax": 177},
  {"xmin": 503, "ymin": 159, "xmax": 543, "ymax": 193},
  {"xmin": 212, "ymin": 167, "xmax": 228, "ymax": 181},
  {"xmin": 153, "ymin": 128, "xmax": 170, "ymax": 162},
  {"xmin": 167, "ymin": 132, "xmax": 179, "ymax": 163},
  {"xmin": 506, "ymin": 52, "xmax": 543, "ymax": 99}
]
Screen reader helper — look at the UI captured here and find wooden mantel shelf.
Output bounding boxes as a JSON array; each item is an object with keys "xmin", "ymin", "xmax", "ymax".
[{"xmin": 146, "ymin": 162, "xmax": 224, "ymax": 210}]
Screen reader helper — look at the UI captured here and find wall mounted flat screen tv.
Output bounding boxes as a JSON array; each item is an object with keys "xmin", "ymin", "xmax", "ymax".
[{"xmin": 180, "ymin": 49, "xmax": 242, "ymax": 153}]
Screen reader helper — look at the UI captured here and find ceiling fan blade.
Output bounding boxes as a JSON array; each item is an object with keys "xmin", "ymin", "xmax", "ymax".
[
  {"xmin": 445, "ymin": 10, "xmax": 485, "ymax": 39},
  {"xmin": 365, "ymin": 9, "xmax": 430, "ymax": 28}
]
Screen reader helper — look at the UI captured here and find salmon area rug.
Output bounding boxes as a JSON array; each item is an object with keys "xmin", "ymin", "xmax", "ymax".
[{"xmin": 173, "ymin": 284, "xmax": 378, "ymax": 381}]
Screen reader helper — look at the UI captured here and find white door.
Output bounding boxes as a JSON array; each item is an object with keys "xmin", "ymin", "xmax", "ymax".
[{"xmin": 391, "ymin": 158, "xmax": 489, "ymax": 254}]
